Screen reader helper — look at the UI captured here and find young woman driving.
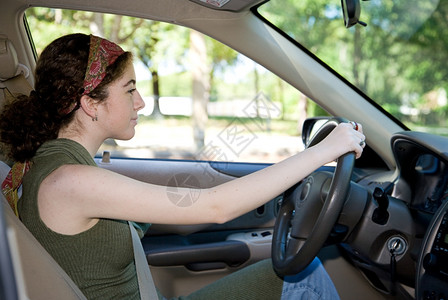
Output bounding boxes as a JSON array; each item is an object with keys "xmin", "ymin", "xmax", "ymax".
[{"xmin": 0, "ymin": 33, "xmax": 365, "ymax": 299}]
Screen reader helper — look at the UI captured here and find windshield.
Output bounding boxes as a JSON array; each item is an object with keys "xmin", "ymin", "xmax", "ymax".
[{"xmin": 258, "ymin": 0, "xmax": 448, "ymax": 136}]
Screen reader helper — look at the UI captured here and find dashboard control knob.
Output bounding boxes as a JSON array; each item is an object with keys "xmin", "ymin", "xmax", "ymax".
[{"xmin": 423, "ymin": 253, "xmax": 439, "ymax": 271}]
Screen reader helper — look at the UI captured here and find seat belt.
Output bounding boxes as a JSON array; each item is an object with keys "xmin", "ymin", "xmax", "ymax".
[{"xmin": 129, "ymin": 222, "xmax": 159, "ymax": 300}]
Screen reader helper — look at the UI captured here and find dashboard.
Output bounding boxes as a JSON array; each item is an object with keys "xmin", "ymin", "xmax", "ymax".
[
  {"xmin": 391, "ymin": 132, "xmax": 448, "ymax": 214},
  {"xmin": 390, "ymin": 132, "xmax": 448, "ymax": 299},
  {"xmin": 413, "ymin": 154, "xmax": 448, "ymax": 214}
]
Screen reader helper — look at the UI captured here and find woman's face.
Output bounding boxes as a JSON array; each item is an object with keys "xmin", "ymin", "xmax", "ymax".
[{"xmin": 97, "ymin": 62, "xmax": 145, "ymax": 141}]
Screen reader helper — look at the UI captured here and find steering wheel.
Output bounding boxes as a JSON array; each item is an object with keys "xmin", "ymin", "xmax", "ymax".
[{"xmin": 272, "ymin": 117, "xmax": 355, "ymax": 276}]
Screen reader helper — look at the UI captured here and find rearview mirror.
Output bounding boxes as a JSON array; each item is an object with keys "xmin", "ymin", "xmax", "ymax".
[{"xmin": 341, "ymin": 0, "xmax": 367, "ymax": 28}]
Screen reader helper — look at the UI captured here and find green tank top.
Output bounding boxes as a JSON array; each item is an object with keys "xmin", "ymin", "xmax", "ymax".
[{"xmin": 19, "ymin": 138, "xmax": 140, "ymax": 300}]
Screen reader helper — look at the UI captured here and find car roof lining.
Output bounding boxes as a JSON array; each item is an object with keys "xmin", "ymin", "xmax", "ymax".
[
  {"xmin": 23, "ymin": 0, "xmax": 265, "ymax": 23},
  {"xmin": 187, "ymin": 0, "xmax": 265, "ymax": 12}
]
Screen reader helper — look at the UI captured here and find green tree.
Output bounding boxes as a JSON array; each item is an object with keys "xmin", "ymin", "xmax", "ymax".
[
  {"xmin": 191, "ymin": 31, "xmax": 241, "ymax": 150},
  {"xmin": 190, "ymin": 30, "xmax": 209, "ymax": 150},
  {"xmin": 132, "ymin": 21, "xmax": 167, "ymax": 118}
]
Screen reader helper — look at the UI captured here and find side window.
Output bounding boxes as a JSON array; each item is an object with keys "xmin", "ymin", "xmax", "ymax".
[{"xmin": 26, "ymin": 8, "xmax": 328, "ymax": 163}]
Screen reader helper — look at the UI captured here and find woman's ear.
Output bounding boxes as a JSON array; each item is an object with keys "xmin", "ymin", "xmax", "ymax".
[{"xmin": 79, "ymin": 95, "xmax": 99, "ymax": 121}]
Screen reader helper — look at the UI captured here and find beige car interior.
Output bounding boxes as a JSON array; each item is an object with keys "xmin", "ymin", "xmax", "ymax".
[{"xmin": 0, "ymin": 37, "xmax": 32, "ymax": 134}]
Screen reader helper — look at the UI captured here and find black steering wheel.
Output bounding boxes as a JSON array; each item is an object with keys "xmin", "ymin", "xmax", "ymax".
[{"xmin": 272, "ymin": 117, "xmax": 355, "ymax": 276}]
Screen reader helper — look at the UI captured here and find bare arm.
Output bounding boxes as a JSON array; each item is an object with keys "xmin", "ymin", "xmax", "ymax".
[{"xmin": 38, "ymin": 123, "xmax": 364, "ymax": 233}]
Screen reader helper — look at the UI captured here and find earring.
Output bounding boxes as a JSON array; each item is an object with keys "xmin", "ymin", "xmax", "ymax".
[{"xmin": 92, "ymin": 114, "xmax": 98, "ymax": 121}]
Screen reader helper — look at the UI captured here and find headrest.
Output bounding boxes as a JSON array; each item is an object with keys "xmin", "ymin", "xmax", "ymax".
[
  {"xmin": 0, "ymin": 160, "xmax": 11, "ymax": 183},
  {"xmin": 0, "ymin": 38, "xmax": 19, "ymax": 80},
  {"xmin": 0, "ymin": 37, "xmax": 32, "ymax": 108}
]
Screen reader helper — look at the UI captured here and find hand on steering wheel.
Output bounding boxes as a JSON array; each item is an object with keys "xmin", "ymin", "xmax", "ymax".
[{"xmin": 272, "ymin": 117, "xmax": 356, "ymax": 276}]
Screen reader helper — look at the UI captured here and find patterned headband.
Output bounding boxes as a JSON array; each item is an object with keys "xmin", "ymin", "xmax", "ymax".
[
  {"xmin": 62, "ymin": 35, "xmax": 124, "ymax": 115},
  {"xmin": 82, "ymin": 35, "xmax": 125, "ymax": 95}
]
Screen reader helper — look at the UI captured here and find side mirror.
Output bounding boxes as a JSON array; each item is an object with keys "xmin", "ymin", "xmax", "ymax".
[
  {"xmin": 301, "ymin": 117, "xmax": 330, "ymax": 147},
  {"xmin": 341, "ymin": 0, "xmax": 367, "ymax": 28}
]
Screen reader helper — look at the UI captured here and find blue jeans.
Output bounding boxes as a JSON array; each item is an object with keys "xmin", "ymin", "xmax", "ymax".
[
  {"xmin": 282, "ymin": 257, "xmax": 340, "ymax": 300},
  {"xmin": 161, "ymin": 257, "xmax": 340, "ymax": 299}
]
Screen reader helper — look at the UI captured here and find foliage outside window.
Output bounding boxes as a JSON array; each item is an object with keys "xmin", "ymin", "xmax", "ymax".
[
  {"xmin": 26, "ymin": 8, "xmax": 328, "ymax": 163},
  {"xmin": 258, "ymin": 0, "xmax": 448, "ymax": 135}
]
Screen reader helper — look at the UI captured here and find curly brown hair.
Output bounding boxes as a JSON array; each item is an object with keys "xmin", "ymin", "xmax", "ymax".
[{"xmin": 0, "ymin": 33, "xmax": 132, "ymax": 162}]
